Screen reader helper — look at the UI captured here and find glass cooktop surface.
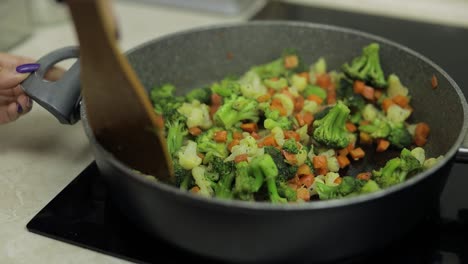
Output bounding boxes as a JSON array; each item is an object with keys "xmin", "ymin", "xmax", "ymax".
[{"xmin": 27, "ymin": 1, "xmax": 468, "ymax": 263}]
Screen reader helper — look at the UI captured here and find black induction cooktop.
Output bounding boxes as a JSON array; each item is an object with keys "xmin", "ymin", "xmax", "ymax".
[{"xmin": 27, "ymin": 1, "xmax": 468, "ymax": 263}]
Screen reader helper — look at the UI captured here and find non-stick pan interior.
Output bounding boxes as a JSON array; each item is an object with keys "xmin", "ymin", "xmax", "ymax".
[{"xmin": 126, "ymin": 21, "xmax": 465, "ymax": 159}]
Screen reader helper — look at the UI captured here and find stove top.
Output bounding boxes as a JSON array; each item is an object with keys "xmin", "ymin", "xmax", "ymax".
[{"xmin": 27, "ymin": 1, "xmax": 468, "ymax": 263}]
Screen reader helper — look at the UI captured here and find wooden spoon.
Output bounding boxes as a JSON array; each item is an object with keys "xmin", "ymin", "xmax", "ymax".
[{"xmin": 65, "ymin": 0, "xmax": 173, "ymax": 180}]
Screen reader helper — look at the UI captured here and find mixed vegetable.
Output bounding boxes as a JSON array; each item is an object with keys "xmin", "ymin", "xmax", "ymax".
[{"xmin": 149, "ymin": 43, "xmax": 443, "ymax": 203}]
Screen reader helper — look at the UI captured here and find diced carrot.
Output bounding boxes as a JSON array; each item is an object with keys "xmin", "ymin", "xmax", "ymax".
[
  {"xmin": 303, "ymin": 112, "xmax": 314, "ymax": 126},
  {"xmin": 284, "ymin": 130, "xmax": 300, "ymax": 141},
  {"xmin": 382, "ymin": 98, "xmax": 394, "ymax": 112},
  {"xmin": 299, "ymin": 174, "xmax": 315, "ymax": 188},
  {"xmin": 298, "ymin": 72, "xmax": 310, "ymax": 83},
  {"xmin": 295, "ymin": 113, "xmax": 305, "ymax": 127},
  {"xmin": 356, "ymin": 172, "xmax": 371, "ymax": 181},
  {"xmin": 282, "ymin": 150, "xmax": 297, "ymax": 164},
  {"xmin": 250, "ymin": 131, "xmax": 261, "ymax": 140},
  {"xmin": 359, "ymin": 131, "xmax": 373, "ymax": 145},
  {"xmin": 374, "ymin": 89, "xmax": 383, "ymax": 100},
  {"xmin": 188, "ymin": 127, "xmax": 202, "ymax": 136},
  {"xmin": 228, "ymin": 139, "xmax": 240, "ymax": 152},
  {"xmin": 326, "ymin": 88, "xmax": 337, "ymax": 105},
  {"xmin": 262, "ymin": 135, "xmax": 277, "ymax": 147},
  {"xmin": 414, "ymin": 122, "xmax": 430, "ymax": 147},
  {"xmin": 296, "ymin": 187, "xmax": 311, "ymax": 201},
  {"xmin": 284, "ymin": 55, "xmax": 299, "ymax": 69},
  {"xmin": 334, "ymin": 177, "xmax": 343, "ymax": 184},
  {"xmin": 353, "ymin": 80, "xmax": 365, "ymax": 94},
  {"xmin": 312, "ymin": 155, "xmax": 328, "ymax": 169},
  {"xmin": 338, "ymin": 147, "xmax": 349, "ymax": 157},
  {"xmin": 316, "ymin": 74, "xmax": 331, "ymax": 89},
  {"xmin": 271, "ymin": 105, "xmax": 287, "ymax": 116},
  {"xmin": 190, "ymin": 186, "xmax": 200, "ymax": 193},
  {"xmin": 233, "ymin": 132, "xmax": 243, "ymax": 140},
  {"xmin": 431, "ymin": 74, "xmax": 438, "ymax": 89},
  {"xmin": 361, "ymin": 85, "xmax": 375, "ymax": 101},
  {"xmin": 307, "ymin": 94, "xmax": 323, "ymax": 105},
  {"xmin": 288, "ymin": 175, "xmax": 300, "ymax": 186},
  {"xmin": 210, "ymin": 104, "xmax": 219, "ymax": 118},
  {"xmin": 211, "ymin": 93, "xmax": 222, "ymax": 106},
  {"xmin": 376, "ymin": 139, "xmax": 390, "ymax": 152},
  {"xmin": 345, "ymin": 122, "xmax": 357, "ymax": 132},
  {"xmin": 294, "ymin": 95, "xmax": 305, "ymax": 113},
  {"xmin": 257, "ymin": 94, "xmax": 271, "ymax": 103},
  {"xmin": 337, "ymin": 155, "xmax": 350, "ymax": 169},
  {"xmin": 392, "ymin": 95, "xmax": 409, "ymax": 107},
  {"xmin": 347, "ymin": 142, "xmax": 356, "ymax": 151},
  {"xmin": 316, "ymin": 167, "xmax": 329, "ymax": 176},
  {"xmin": 271, "ymin": 98, "xmax": 283, "ymax": 107},
  {"xmin": 234, "ymin": 154, "xmax": 249, "ymax": 163},
  {"xmin": 268, "ymin": 88, "xmax": 276, "ymax": 96},
  {"xmin": 240, "ymin": 123, "xmax": 258, "ymax": 133},
  {"xmin": 350, "ymin": 147, "xmax": 365, "ymax": 160},
  {"xmin": 297, "ymin": 164, "xmax": 312, "ymax": 176},
  {"xmin": 214, "ymin": 130, "xmax": 228, "ymax": 143}
]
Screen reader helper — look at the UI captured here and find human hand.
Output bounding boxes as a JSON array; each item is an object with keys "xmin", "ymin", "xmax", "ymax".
[{"xmin": 0, "ymin": 53, "xmax": 65, "ymax": 124}]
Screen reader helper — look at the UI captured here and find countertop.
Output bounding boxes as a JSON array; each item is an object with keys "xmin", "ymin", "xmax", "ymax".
[
  {"xmin": 1, "ymin": 0, "xmax": 467, "ymax": 263},
  {"xmin": 0, "ymin": 1, "xmax": 262, "ymax": 263}
]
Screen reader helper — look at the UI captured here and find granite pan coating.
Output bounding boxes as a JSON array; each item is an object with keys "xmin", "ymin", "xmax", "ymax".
[{"xmin": 79, "ymin": 21, "xmax": 468, "ymax": 263}]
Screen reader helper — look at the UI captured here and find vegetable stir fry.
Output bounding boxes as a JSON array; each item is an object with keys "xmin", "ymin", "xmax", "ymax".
[{"xmin": 150, "ymin": 43, "xmax": 442, "ymax": 203}]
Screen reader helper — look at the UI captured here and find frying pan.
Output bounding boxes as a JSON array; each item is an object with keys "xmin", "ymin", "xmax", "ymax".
[{"xmin": 22, "ymin": 21, "xmax": 468, "ymax": 263}]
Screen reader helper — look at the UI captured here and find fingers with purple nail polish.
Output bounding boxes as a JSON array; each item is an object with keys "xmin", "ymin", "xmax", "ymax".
[{"xmin": 16, "ymin": 63, "xmax": 40, "ymax": 74}]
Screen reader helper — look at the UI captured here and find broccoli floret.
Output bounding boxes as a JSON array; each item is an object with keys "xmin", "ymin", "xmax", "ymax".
[
  {"xmin": 312, "ymin": 101, "xmax": 351, "ymax": 149},
  {"xmin": 336, "ymin": 78, "xmax": 366, "ymax": 111},
  {"xmin": 282, "ymin": 138, "xmax": 299, "ymax": 154},
  {"xmin": 210, "ymin": 77, "xmax": 241, "ymax": 97},
  {"xmin": 166, "ymin": 116, "xmax": 188, "ymax": 156},
  {"xmin": 303, "ymin": 85, "xmax": 327, "ymax": 100},
  {"xmin": 277, "ymin": 181, "xmax": 297, "ymax": 202},
  {"xmin": 264, "ymin": 146, "xmax": 297, "ymax": 180},
  {"xmin": 359, "ymin": 118, "xmax": 391, "ymax": 139},
  {"xmin": 360, "ymin": 180, "xmax": 381, "ymax": 194},
  {"xmin": 263, "ymin": 108, "xmax": 292, "ymax": 130},
  {"xmin": 196, "ymin": 128, "xmax": 228, "ymax": 159},
  {"xmin": 191, "ymin": 165, "xmax": 215, "ymax": 197},
  {"xmin": 150, "ymin": 83, "xmax": 185, "ymax": 118},
  {"xmin": 251, "ymin": 154, "xmax": 287, "ymax": 203},
  {"xmin": 388, "ymin": 123, "xmax": 412, "ymax": 148},
  {"xmin": 214, "ymin": 95, "xmax": 259, "ymax": 129},
  {"xmin": 342, "ymin": 43, "xmax": 387, "ymax": 88},
  {"xmin": 233, "ymin": 161, "xmax": 264, "ymax": 201},
  {"xmin": 186, "ymin": 86, "xmax": 211, "ymax": 104},
  {"xmin": 290, "ymin": 74, "xmax": 308, "ymax": 92},
  {"xmin": 173, "ymin": 161, "xmax": 192, "ymax": 191},
  {"xmin": 316, "ymin": 176, "xmax": 366, "ymax": 200},
  {"xmin": 211, "ymin": 157, "xmax": 236, "ymax": 199},
  {"xmin": 252, "ymin": 58, "xmax": 286, "ymax": 79},
  {"xmin": 177, "ymin": 100, "xmax": 213, "ymax": 129},
  {"xmin": 372, "ymin": 148, "xmax": 422, "ymax": 188}
]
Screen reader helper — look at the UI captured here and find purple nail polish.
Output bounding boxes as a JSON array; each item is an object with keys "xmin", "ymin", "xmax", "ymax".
[
  {"xmin": 16, "ymin": 63, "xmax": 40, "ymax": 74},
  {"xmin": 17, "ymin": 104, "xmax": 23, "ymax": 114}
]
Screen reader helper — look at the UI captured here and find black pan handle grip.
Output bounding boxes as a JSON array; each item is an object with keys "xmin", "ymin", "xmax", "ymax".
[{"xmin": 20, "ymin": 46, "xmax": 81, "ymax": 125}]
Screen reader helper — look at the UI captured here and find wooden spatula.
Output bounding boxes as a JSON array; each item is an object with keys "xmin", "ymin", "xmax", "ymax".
[{"xmin": 66, "ymin": 0, "xmax": 173, "ymax": 180}]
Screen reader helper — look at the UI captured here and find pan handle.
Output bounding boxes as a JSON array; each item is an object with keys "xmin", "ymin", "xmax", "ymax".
[
  {"xmin": 456, "ymin": 134, "xmax": 468, "ymax": 162},
  {"xmin": 20, "ymin": 46, "xmax": 81, "ymax": 125}
]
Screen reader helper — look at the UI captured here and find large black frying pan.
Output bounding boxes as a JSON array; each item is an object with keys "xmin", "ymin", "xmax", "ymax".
[{"xmin": 21, "ymin": 20, "xmax": 468, "ymax": 263}]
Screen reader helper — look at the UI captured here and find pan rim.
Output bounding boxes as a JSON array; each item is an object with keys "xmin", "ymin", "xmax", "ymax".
[{"xmin": 81, "ymin": 20, "xmax": 468, "ymax": 212}]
